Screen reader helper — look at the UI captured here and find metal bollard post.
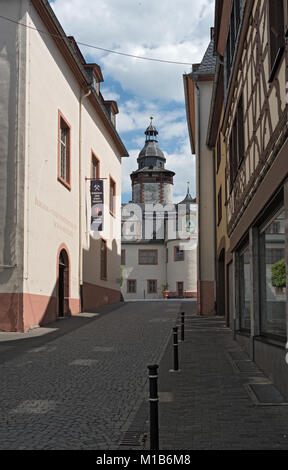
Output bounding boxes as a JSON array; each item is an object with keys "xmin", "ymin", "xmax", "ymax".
[
  {"xmin": 181, "ymin": 312, "xmax": 185, "ymax": 342},
  {"xmin": 173, "ymin": 327, "xmax": 179, "ymax": 371},
  {"xmin": 148, "ymin": 364, "xmax": 159, "ymax": 451}
]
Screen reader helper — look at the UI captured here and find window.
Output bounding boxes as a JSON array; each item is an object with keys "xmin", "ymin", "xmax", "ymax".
[
  {"xmin": 266, "ymin": 248, "xmax": 285, "ymax": 264},
  {"xmin": 100, "ymin": 238, "xmax": 107, "ymax": 280},
  {"xmin": 266, "ymin": 222, "xmax": 281, "ymax": 234},
  {"xmin": 174, "ymin": 246, "xmax": 185, "ymax": 262},
  {"xmin": 58, "ymin": 112, "xmax": 71, "ymax": 188},
  {"xmin": 139, "ymin": 250, "xmax": 158, "ymax": 265},
  {"xmin": 238, "ymin": 245, "xmax": 251, "ymax": 332},
  {"xmin": 229, "ymin": 95, "xmax": 245, "ymax": 190},
  {"xmin": 216, "ymin": 136, "xmax": 221, "ymax": 172},
  {"xmin": 218, "ymin": 186, "xmax": 222, "ymax": 225},
  {"xmin": 109, "ymin": 177, "xmax": 116, "ymax": 215},
  {"xmin": 259, "ymin": 208, "xmax": 286, "ymax": 339},
  {"xmin": 147, "ymin": 280, "xmax": 157, "ymax": 294},
  {"xmin": 127, "ymin": 280, "xmax": 136, "ymax": 294},
  {"xmin": 121, "ymin": 249, "xmax": 126, "ymax": 266},
  {"xmin": 225, "ymin": 0, "xmax": 242, "ymax": 86},
  {"xmin": 268, "ymin": 0, "xmax": 285, "ymax": 81},
  {"xmin": 91, "ymin": 153, "xmax": 100, "ymax": 179}
]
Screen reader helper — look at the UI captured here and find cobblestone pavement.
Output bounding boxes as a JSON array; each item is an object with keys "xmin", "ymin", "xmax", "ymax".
[
  {"xmin": 0, "ymin": 301, "xmax": 182, "ymax": 450},
  {"xmin": 122, "ymin": 307, "xmax": 288, "ymax": 450}
]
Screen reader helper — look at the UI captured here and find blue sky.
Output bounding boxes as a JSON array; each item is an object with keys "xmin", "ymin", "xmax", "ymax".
[{"xmin": 50, "ymin": 0, "xmax": 215, "ymax": 203}]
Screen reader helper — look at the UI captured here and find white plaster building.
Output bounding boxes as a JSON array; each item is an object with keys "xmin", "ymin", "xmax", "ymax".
[
  {"xmin": 121, "ymin": 122, "xmax": 197, "ymax": 300},
  {"xmin": 0, "ymin": 0, "xmax": 128, "ymax": 331}
]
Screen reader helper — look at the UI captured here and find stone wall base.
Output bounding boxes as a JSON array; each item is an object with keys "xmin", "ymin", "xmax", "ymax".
[
  {"xmin": 0, "ymin": 292, "xmax": 80, "ymax": 333},
  {"xmin": 83, "ymin": 282, "xmax": 121, "ymax": 311},
  {"xmin": 197, "ymin": 280, "xmax": 216, "ymax": 316}
]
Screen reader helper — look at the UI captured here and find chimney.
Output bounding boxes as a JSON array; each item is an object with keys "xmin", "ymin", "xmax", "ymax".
[{"xmin": 210, "ymin": 27, "xmax": 215, "ymax": 39}]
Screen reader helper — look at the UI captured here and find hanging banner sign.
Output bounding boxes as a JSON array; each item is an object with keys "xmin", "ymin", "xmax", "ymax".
[{"xmin": 91, "ymin": 180, "xmax": 104, "ymax": 231}]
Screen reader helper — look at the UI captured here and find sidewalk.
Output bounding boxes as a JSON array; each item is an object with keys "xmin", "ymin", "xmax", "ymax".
[{"xmin": 120, "ymin": 308, "xmax": 288, "ymax": 450}]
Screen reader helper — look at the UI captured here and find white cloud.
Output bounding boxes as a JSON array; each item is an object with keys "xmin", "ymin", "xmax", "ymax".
[
  {"xmin": 51, "ymin": 0, "xmax": 214, "ymax": 102},
  {"xmin": 100, "ymin": 86, "xmax": 120, "ymax": 101},
  {"xmin": 50, "ymin": 0, "xmax": 211, "ymax": 201},
  {"xmin": 117, "ymin": 99, "xmax": 186, "ymax": 136}
]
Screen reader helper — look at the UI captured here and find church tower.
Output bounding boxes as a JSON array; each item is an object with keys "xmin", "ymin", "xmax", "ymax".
[{"xmin": 131, "ymin": 118, "xmax": 175, "ymax": 204}]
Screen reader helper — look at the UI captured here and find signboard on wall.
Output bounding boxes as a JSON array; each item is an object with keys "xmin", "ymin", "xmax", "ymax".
[{"xmin": 91, "ymin": 180, "xmax": 104, "ymax": 231}]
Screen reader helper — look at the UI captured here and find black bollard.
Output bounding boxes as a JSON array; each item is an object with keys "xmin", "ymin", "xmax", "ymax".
[
  {"xmin": 173, "ymin": 327, "xmax": 179, "ymax": 371},
  {"xmin": 181, "ymin": 312, "xmax": 185, "ymax": 342},
  {"xmin": 148, "ymin": 364, "xmax": 159, "ymax": 451}
]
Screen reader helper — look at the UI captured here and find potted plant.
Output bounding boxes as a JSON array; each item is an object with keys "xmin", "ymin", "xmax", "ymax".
[
  {"xmin": 271, "ymin": 258, "xmax": 286, "ymax": 292},
  {"xmin": 162, "ymin": 283, "xmax": 169, "ymax": 299}
]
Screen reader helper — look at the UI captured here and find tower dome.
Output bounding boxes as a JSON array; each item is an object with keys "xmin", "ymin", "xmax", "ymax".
[{"xmin": 137, "ymin": 118, "xmax": 166, "ymax": 169}]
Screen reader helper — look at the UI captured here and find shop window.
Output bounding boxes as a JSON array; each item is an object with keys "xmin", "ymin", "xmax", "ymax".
[
  {"xmin": 239, "ymin": 245, "xmax": 251, "ymax": 331},
  {"xmin": 259, "ymin": 208, "xmax": 286, "ymax": 339}
]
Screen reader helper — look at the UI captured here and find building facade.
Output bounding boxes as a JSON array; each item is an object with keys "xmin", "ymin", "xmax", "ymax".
[
  {"xmin": 183, "ymin": 31, "xmax": 217, "ymax": 316},
  {"xmin": 209, "ymin": 0, "xmax": 288, "ymax": 398},
  {"xmin": 0, "ymin": 0, "xmax": 128, "ymax": 332},
  {"xmin": 121, "ymin": 122, "xmax": 197, "ymax": 301},
  {"xmin": 206, "ymin": 8, "xmax": 232, "ymax": 324}
]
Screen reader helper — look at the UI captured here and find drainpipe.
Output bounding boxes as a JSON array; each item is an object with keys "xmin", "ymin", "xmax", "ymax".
[
  {"xmin": 79, "ymin": 88, "xmax": 91, "ymax": 312},
  {"xmin": 194, "ymin": 76, "xmax": 202, "ymax": 316},
  {"xmin": 212, "ymin": 149, "xmax": 217, "ymax": 314}
]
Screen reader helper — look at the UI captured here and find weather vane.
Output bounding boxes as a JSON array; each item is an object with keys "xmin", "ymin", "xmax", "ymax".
[
  {"xmin": 150, "ymin": 116, "xmax": 154, "ymax": 125},
  {"xmin": 187, "ymin": 181, "xmax": 190, "ymax": 193}
]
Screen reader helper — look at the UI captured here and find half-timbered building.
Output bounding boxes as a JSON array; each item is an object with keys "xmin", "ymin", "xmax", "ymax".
[{"xmin": 212, "ymin": 0, "xmax": 288, "ymax": 397}]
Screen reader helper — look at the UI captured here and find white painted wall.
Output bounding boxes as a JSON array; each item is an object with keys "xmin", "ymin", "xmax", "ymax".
[
  {"xmin": 23, "ymin": 5, "xmax": 81, "ymax": 300},
  {"xmin": 122, "ymin": 244, "xmax": 165, "ymax": 300},
  {"xmin": 0, "ymin": 0, "xmax": 28, "ymax": 294},
  {"xmin": 0, "ymin": 0, "xmax": 123, "ymax": 305},
  {"xmin": 82, "ymin": 99, "xmax": 122, "ymax": 292},
  {"xmin": 166, "ymin": 240, "xmax": 197, "ymax": 293}
]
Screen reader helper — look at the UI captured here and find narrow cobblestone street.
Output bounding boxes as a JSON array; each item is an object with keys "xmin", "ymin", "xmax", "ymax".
[
  {"xmin": 122, "ymin": 307, "xmax": 288, "ymax": 450},
  {"xmin": 2, "ymin": 301, "xmax": 288, "ymax": 451},
  {"xmin": 0, "ymin": 302, "xmax": 181, "ymax": 450}
]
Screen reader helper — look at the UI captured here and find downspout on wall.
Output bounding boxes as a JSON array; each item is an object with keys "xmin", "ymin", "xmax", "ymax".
[
  {"xmin": 212, "ymin": 148, "xmax": 217, "ymax": 312},
  {"xmin": 194, "ymin": 76, "xmax": 202, "ymax": 316},
  {"xmin": 79, "ymin": 88, "xmax": 91, "ymax": 312}
]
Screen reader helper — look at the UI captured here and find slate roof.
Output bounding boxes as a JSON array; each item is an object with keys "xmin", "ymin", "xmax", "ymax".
[
  {"xmin": 195, "ymin": 39, "xmax": 216, "ymax": 76},
  {"xmin": 138, "ymin": 141, "xmax": 166, "ymax": 160},
  {"xmin": 178, "ymin": 191, "xmax": 196, "ymax": 205}
]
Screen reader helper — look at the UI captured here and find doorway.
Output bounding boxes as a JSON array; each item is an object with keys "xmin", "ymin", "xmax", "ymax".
[
  {"xmin": 58, "ymin": 249, "xmax": 69, "ymax": 317},
  {"xmin": 217, "ymin": 249, "xmax": 225, "ymax": 317},
  {"xmin": 177, "ymin": 282, "xmax": 184, "ymax": 298}
]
